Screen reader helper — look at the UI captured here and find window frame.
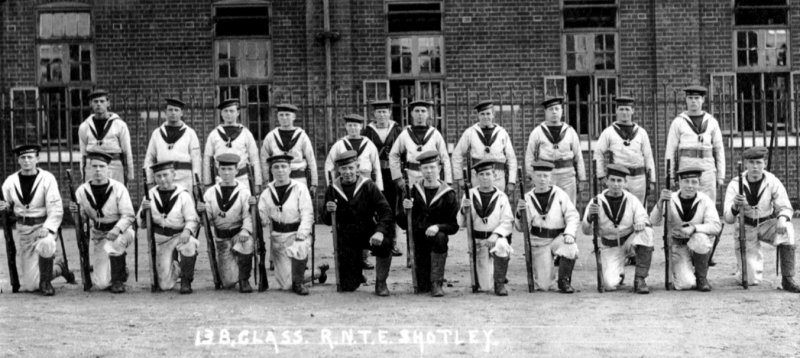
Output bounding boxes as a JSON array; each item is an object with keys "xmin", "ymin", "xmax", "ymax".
[
  {"xmin": 385, "ymin": 1, "xmax": 443, "ymax": 35},
  {"xmin": 386, "ymin": 35, "xmax": 445, "ymax": 78},
  {"xmin": 561, "ymin": 0, "xmax": 619, "ymax": 31},
  {"xmin": 36, "ymin": 4, "xmax": 95, "ymax": 87},
  {"xmin": 733, "ymin": 29, "xmax": 790, "ymax": 72},
  {"xmin": 561, "ymin": 32, "xmax": 618, "ymax": 75},
  {"xmin": 362, "ymin": 80, "xmax": 391, "ymax": 119},
  {"xmin": 212, "ymin": 1, "xmax": 273, "ymax": 83}
]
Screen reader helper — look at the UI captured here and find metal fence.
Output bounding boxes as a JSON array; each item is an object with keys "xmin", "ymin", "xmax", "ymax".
[{"xmin": 2, "ymin": 85, "xmax": 799, "ymax": 216}]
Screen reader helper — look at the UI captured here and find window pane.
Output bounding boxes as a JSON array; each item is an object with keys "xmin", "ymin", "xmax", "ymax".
[
  {"xmin": 390, "ymin": 38, "xmax": 413, "ymax": 74},
  {"xmin": 81, "ymin": 64, "xmax": 91, "ymax": 81},
  {"xmin": 52, "ymin": 13, "xmax": 65, "ymax": 38},
  {"xmin": 39, "ymin": 13, "xmax": 53, "ymax": 39},
  {"xmin": 77, "ymin": 13, "xmax": 91, "ymax": 37},
  {"xmin": 39, "ymin": 44, "xmax": 65, "ymax": 83},
  {"xmin": 64, "ymin": 13, "xmax": 79, "ymax": 37}
]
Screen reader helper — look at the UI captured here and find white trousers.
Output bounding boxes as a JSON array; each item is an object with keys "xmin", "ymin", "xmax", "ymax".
[
  {"xmin": 90, "ymin": 227, "xmax": 134, "ymax": 290},
  {"xmin": 16, "ymin": 224, "xmax": 57, "ymax": 292}
]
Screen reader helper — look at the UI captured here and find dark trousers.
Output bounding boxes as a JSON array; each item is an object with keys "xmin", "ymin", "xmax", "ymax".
[
  {"xmin": 412, "ymin": 230, "xmax": 448, "ymax": 292},
  {"xmin": 338, "ymin": 231, "xmax": 395, "ymax": 291}
]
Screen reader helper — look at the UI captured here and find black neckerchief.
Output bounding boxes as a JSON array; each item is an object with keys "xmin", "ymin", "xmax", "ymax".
[
  {"xmin": 277, "ymin": 128, "xmax": 301, "ymax": 153},
  {"xmin": 684, "ymin": 114, "xmax": 708, "ymax": 136},
  {"xmin": 91, "ymin": 116, "xmax": 115, "ymax": 142},
  {"xmin": 155, "ymin": 188, "xmax": 180, "ymax": 217},
  {"xmin": 676, "ymin": 194, "xmax": 699, "ymax": 222},
  {"xmin": 217, "ymin": 125, "xmax": 243, "ymax": 148},
  {"xmin": 16, "ymin": 171, "xmax": 39, "ymax": 208},
  {"xmin": 541, "ymin": 123, "xmax": 564, "ymax": 145},
  {"xmin": 86, "ymin": 182, "xmax": 113, "ymax": 218},
  {"xmin": 215, "ymin": 185, "xmax": 239, "ymax": 214},
  {"xmin": 744, "ymin": 176, "xmax": 765, "ymax": 206},
  {"xmin": 270, "ymin": 183, "xmax": 293, "ymax": 212},
  {"xmin": 161, "ymin": 125, "xmax": 186, "ymax": 148},
  {"xmin": 407, "ymin": 126, "xmax": 433, "ymax": 151},
  {"xmin": 602, "ymin": 193, "xmax": 627, "ymax": 227},
  {"xmin": 612, "ymin": 123, "xmax": 638, "ymax": 146},
  {"xmin": 366, "ymin": 123, "xmax": 399, "ymax": 159},
  {"xmin": 477, "ymin": 126, "xmax": 498, "ymax": 152},
  {"xmin": 344, "ymin": 138, "xmax": 366, "ymax": 157},
  {"xmin": 532, "ymin": 189, "xmax": 554, "ymax": 216},
  {"xmin": 473, "ymin": 189, "xmax": 498, "ymax": 224}
]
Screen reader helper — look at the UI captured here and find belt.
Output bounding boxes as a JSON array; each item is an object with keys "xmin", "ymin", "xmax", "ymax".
[
  {"xmin": 601, "ymin": 231, "xmax": 633, "ymax": 247},
  {"xmin": 627, "ymin": 167, "xmax": 646, "ymax": 177},
  {"xmin": 546, "ymin": 159, "xmax": 573, "ymax": 169},
  {"xmin": 530, "ymin": 226, "xmax": 565, "ymax": 239},
  {"xmin": 94, "ymin": 221, "xmax": 117, "ymax": 232},
  {"xmin": 152, "ymin": 224, "xmax": 184, "ymax": 237},
  {"xmin": 744, "ymin": 213, "xmax": 777, "ymax": 227},
  {"xmin": 290, "ymin": 170, "xmax": 306, "ymax": 179},
  {"xmin": 16, "ymin": 216, "xmax": 46, "ymax": 226},
  {"xmin": 272, "ymin": 221, "xmax": 300, "ymax": 233},
  {"xmin": 672, "ymin": 237, "xmax": 690, "ymax": 246},
  {"xmin": 472, "ymin": 230, "xmax": 495, "ymax": 240},
  {"xmin": 380, "ymin": 159, "xmax": 390, "ymax": 169},
  {"xmin": 173, "ymin": 162, "xmax": 193, "ymax": 171},
  {"xmin": 215, "ymin": 226, "xmax": 242, "ymax": 239},
  {"xmin": 678, "ymin": 148, "xmax": 713, "ymax": 159},
  {"xmin": 471, "ymin": 158, "xmax": 506, "ymax": 171}
]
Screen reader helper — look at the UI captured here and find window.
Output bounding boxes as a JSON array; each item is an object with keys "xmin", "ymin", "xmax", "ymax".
[
  {"xmin": 36, "ymin": 4, "xmax": 94, "ymax": 152},
  {"xmin": 560, "ymin": 1, "xmax": 618, "ymax": 138},
  {"xmin": 732, "ymin": 1, "xmax": 792, "ymax": 137},
  {"xmin": 736, "ymin": 29, "xmax": 788, "ymax": 70},
  {"xmin": 214, "ymin": 1, "xmax": 272, "ymax": 140},
  {"xmin": 734, "ymin": 0, "xmax": 787, "ymax": 26},
  {"xmin": 563, "ymin": 0, "xmax": 617, "ymax": 29},
  {"xmin": 363, "ymin": 80, "xmax": 390, "ymax": 118},
  {"xmin": 564, "ymin": 33, "xmax": 616, "ymax": 73},
  {"xmin": 386, "ymin": 2, "xmax": 444, "ymax": 77},
  {"xmin": 389, "ymin": 80, "xmax": 442, "ymax": 128}
]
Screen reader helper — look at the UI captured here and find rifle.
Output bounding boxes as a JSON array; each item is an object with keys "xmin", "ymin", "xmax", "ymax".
[
  {"xmin": 0, "ymin": 190, "xmax": 19, "ymax": 293},
  {"xmin": 462, "ymin": 168, "xmax": 479, "ymax": 293},
  {"xmin": 142, "ymin": 168, "xmax": 160, "ymax": 292},
  {"xmin": 590, "ymin": 160, "xmax": 604, "ymax": 293},
  {"xmin": 518, "ymin": 167, "xmax": 535, "ymax": 292},
  {"xmin": 328, "ymin": 172, "xmax": 342, "ymax": 292},
  {"xmin": 66, "ymin": 170, "xmax": 90, "ymax": 291},
  {"xmin": 56, "ymin": 228, "xmax": 75, "ymax": 284},
  {"xmin": 307, "ymin": 167, "xmax": 316, "ymax": 286},
  {"xmin": 404, "ymin": 169, "xmax": 418, "ymax": 293},
  {"xmin": 247, "ymin": 164, "xmax": 268, "ymax": 291},
  {"xmin": 663, "ymin": 159, "xmax": 672, "ymax": 291},
  {"xmin": 738, "ymin": 161, "xmax": 748, "ymax": 289},
  {"xmin": 194, "ymin": 174, "xmax": 221, "ymax": 290}
]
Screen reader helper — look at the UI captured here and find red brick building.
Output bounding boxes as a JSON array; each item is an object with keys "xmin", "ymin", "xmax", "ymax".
[{"xmin": 2, "ymin": 0, "xmax": 800, "ymax": 203}]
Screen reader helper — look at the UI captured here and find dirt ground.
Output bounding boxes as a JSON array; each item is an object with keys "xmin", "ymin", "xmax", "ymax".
[{"xmin": 1, "ymin": 220, "xmax": 799, "ymax": 357}]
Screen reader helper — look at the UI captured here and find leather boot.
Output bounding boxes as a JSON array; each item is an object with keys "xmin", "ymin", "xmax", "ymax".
[
  {"xmin": 391, "ymin": 244, "xmax": 403, "ymax": 257},
  {"xmin": 39, "ymin": 256, "xmax": 55, "ymax": 296},
  {"xmin": 557, "ymin": 257, "xmax": 575, "ymax": 294},
  {"xmin": 430, "ymin": 253, "xmax": 447, "ymax": 297},
  {"xmin": 691, "ymin": 252, "xmax": 712, "ymax": 292},
  {"xmin": 109, "ymin": 254, "xmax": 127, "ymax": 293},
  {"xmin": 179, "ymin": 254, "xmax": 196, "ymax": 294},
  {"xmin": 633, "ymin": 245, "xmax": 652, "ymax": 294},
  {"xmin": 317, "ymin": 263, "xmax": 329, "ymax": 284},
  {"xmin": 375, "ymin": 256, "xmax": 391, "ymax": 296},
  {"xmin": 779, "ymin": 245, "xmax": 800, "ymax": 293},
  {"xmin": 362, "ymin": 250, "xmax": 374, "ymax": 270},
  {"xmin": 237, "ymin": 253, "xmax": 253, "ymax": 293},
  {"xmin": 493, "ymin": 257, "xmax": 510, "ymax": 296},
  {"xmin": 56, "ymin": 258, "xmax": 76, "ymax": 284},
  {"xmin": 291, "ymin": 258, "xmax": 309, "ymax": 295}
]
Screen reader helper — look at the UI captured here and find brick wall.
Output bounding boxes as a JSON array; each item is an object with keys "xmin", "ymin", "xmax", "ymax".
[{"xmin": 2, "ymin": 0, "xmax": 800, "ymax": 206}]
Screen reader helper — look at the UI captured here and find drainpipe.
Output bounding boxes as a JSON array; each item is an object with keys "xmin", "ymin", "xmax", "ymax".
[{"xmin": 318, "ymin": 0, "xmax": 340, "ymax": 145}]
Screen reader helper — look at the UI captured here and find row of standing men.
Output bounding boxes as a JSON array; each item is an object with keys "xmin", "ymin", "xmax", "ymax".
[{"xmin": 1, "ymin": 86, "xmax": 798, "ymax": 296}]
